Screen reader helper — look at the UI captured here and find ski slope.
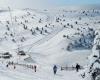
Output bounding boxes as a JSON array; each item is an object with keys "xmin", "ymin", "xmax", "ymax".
[{"xmin": 0, "ymin": 7, "xmax": 100, "ymax": 80}]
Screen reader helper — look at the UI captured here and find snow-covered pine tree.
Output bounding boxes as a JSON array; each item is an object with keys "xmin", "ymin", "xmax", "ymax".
[{"xmin": 86, "ymin": 30, "xmax": 100, "ymax": 80}]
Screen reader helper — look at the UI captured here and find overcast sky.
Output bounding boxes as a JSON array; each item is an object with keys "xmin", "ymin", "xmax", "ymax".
[{"xmin": 0, "ymin": 0, "xmax": 100, "ymax": 9}]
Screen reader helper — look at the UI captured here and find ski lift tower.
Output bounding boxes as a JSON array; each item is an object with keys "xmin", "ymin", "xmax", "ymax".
[
  {"xmin": 8, "ymin": 7, "xmax": 13, "ymax": 27},
  {"xmin": 8, "ymin": 7, "xmax": 16, "ymax": 37}
]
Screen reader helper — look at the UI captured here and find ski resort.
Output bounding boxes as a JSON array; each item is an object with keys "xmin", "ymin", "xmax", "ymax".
[{"xmin": 0, "ymin": 0, "xmax": 100, "ymax": 80}]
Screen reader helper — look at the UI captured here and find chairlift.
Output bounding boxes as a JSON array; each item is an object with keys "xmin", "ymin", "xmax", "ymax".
[
  {"xmin": 18, "ymin": 50, "xmax": 26, "ymax": 56},
  {"xmin": 2, "ymin": 52, "xmax": 12, "ymax": 59}
]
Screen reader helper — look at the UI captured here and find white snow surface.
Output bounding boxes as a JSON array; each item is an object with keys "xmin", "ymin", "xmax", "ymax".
[{"xmin": 0, "ymin": 7, "xmax": 100, "ymax": 80}]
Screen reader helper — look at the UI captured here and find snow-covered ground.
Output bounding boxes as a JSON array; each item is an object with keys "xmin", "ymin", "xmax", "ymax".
[{"xmin": 0, "ymin": 7, "xmax": 100, "ymax": 80}]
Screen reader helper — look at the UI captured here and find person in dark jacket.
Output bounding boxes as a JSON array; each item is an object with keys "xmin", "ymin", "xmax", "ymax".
[
  {"xmin": 53, "ymin": 65, "xmax": 57, "ymax": 75},
  {"xmin": 76, "ymin": 63, "xmax": 80, "ymax": 72},
  {"xmin": 14, "ymin": 65, "xmax": 16, "ymax": 69},
  {"xmin": 34, "ymin": 65, "xmax": 37, "ymax": 72},
  {"xmin": 6, "ymin": 64, "xmax": 9, "ymax": 68}
]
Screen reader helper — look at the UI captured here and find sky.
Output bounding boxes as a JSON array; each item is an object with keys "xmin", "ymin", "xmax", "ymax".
[{"xmin": 0, "ymin": 0, "xmax": 100, "ymax": 9}]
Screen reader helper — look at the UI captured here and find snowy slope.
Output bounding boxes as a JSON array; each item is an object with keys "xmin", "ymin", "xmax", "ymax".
[{"xmin": 0, "ymin": 7, "xmax": 100, "ymax": 80}]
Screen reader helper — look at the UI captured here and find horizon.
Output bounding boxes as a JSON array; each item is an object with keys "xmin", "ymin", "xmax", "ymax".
[{"xmin": 0, "ymin": 0, "xmax": 100, "ymax": 9}]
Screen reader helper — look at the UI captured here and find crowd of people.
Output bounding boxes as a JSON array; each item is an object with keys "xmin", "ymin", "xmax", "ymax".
[
  {"xmin": 5, "ymin": 61, "xmax": 81, "ymax": 75},
  {"xmin": 6, "ymin": 61, "xmax": 37, "ymax": 72}
]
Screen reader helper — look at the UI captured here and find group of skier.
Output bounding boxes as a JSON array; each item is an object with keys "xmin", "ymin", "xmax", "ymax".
[
  {"xmin": 53, "ymin": 63, "xmax": 81, "ymax": 75},
  {"xmin": 6, "ymin": 62, "xmax": 37, "ymax": 72},
  {"xmin": 6, "ymin": 61, "xmax": 81, "ymax": 75}
]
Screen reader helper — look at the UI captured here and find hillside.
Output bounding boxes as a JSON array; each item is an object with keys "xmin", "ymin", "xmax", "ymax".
[{"xmin": 0, "ymin": 7, "xmax": 100, "ymax": 80}]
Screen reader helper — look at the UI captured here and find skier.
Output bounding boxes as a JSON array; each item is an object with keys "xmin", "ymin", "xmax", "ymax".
[
  {"xmin": 34, "ymin": 65, "xmax": 37, "ymax": 72},
  {"xmin": 14, "ymin": 65, "xmax": 16, "ymax": 69},
  {"xmin": 53, "ymin": 65, "xmax": 57, "ymax": 75},
  {"xmin": 6, "ymin": 64, "xmax": 9, "ymax": 68},
  {"xmin": 76, "ymin": 63, "xmax": 80, "ymax": 72}
]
